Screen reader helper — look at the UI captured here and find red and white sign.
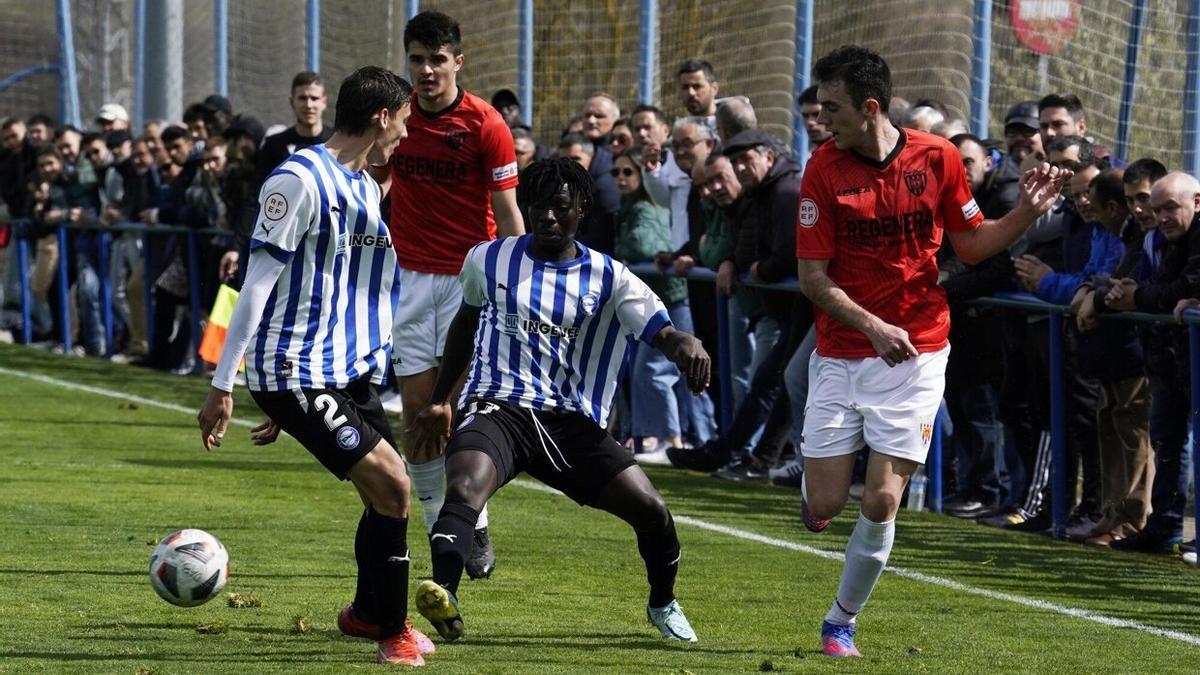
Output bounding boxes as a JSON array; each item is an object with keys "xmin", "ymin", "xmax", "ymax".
[{"xmin": 1011, "ymin": 0, "xmax": 1080, "ymax": 56}]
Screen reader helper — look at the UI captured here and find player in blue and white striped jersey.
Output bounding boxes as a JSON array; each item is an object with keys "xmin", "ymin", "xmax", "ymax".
[
  {"xmin": 409, "ymin": 158, "xmax": 710, "ymax": 644},
  {"xmin": 196, "ymin": 67, "xmax": 434, "ymax": 667}
]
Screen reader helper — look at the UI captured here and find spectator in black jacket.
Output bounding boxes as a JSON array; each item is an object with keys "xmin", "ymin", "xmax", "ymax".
[{"xmin": 256, "ymin": 72, "xmax": 331, "ymax": 186}]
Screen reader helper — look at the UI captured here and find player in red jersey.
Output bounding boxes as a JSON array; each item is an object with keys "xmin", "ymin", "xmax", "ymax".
[
  {"xmin": 795, "ymin": 46, "xmax": 1070, "ymax": 657},
  {"xmin": 375, "ymin": 10, "xmax": 525, "ymax": 587}
]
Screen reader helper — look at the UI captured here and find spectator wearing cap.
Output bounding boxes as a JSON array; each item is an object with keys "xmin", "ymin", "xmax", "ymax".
[
  {"xmin": 491, "ymin": 88, "xmax": 524, "ymax": 130},
  {"xmin": 95, "ymin": 103, "xmax": 130, "ymax": 133},
  {"xmin": 202, "ymin": 95, "xmax": 234, "ymax": 137}
]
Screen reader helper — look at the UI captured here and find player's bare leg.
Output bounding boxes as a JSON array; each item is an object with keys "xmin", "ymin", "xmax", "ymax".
[
  {"xmin": 813, "ymin": 450, "xmax": 916, "ymax": 657},
  {"xmin": 592, "ymin": 466, "xmax": 697, "ymax": 642},
  {"xmin": 798, "ymin": 452, "xmax": 856, "ymax": 532},
  {"xmin": 419, "ymin": 449, "xmax": 500, "ymax": 641},
  {"xmin": 401, "ymin": 367, "xmax": 496, "ymax": 578}
]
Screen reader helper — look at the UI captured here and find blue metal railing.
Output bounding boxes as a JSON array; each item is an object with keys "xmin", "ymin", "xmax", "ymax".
[{"xmin": 627, "ymin": 262, "xmax": 1200, "ymax": 539}]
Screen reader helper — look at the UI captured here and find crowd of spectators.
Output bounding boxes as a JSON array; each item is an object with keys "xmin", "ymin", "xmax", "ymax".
[{"xmin": 0, "ymin": 59, "xmax": 1193, "ymax": 564}]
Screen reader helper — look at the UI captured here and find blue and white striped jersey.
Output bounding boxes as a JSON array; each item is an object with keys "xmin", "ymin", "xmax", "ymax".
[
  {"xmin": 245, "ymin": 145, "xmax": 400, "ymax": 392},
  {"xmin": 458, "ymin": 235, "xmax": 671, "ymax": 425}
]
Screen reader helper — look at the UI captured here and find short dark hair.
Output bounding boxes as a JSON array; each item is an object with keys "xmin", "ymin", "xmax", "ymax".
[
  {"xmin": 677, "ymin": 59, "xmax": 716, "ymax": 82},
  {"xmin": 34, "ymin": 143, "xmax": 61, "ymax": 161},
  {"xmin": 518, "ymin": 156, "xmax": 594, "ymax": 217},
  {"xmin": 949, "ymin": 132, "xmax": 985, "ymax": 150},
  {"xmin": 182, "ymin": 103, "xmax": 209, "ymax": 125},
  {"xmin": 403, "ymin": 11, "xmax": 462, "ymax": 55},
  {"xmin": 27, "ymin": 113, "xmax": 55, "ymax": 128},
  {"xmin": 511, "ymin": 127, "xmax": 534, "ymax": 142},
  {"xmin": 1046, "ymin": 135, "xmax": 1094, "ymax": 167},
  {"xmin": 1090, "ymin": 168, "xmax": 1126, "ymax": 209},
  {"xmin": 291, "ymin": 71, "xmax": 323, "ymax": 91},
  {"xmin": 333, "ymin": 65, "xmax": 413, "ymax": 135},
  {"xmin": 558, "ymin": 133, "xmax": 594, "ymax": 156},
  {"xmin": 1038, "ymin": 94, "xmax": 1085, "ymax": 121},
  {"xmin": 1123, "ymin": 158, "xmax": 1168, "ymax": 186},
  {"xmin": 798, "ymin": 85, "xmax": 819, "ymax": 106},
  {"xmin": 160, "ymin": 125, "xmax": 191, "ymax": 146},
  {"xmin": 81, "ymin": 131, "xmax": 103, "ymax": 147},
  {"xmin": 53, "ymin": 125, "xmax": 81, "ymax": 140},
  {"xmin": 631, "ymin": 104, "xmax": 669, "ymax": 129},
  {"xmin": 812, "ymin": 45, "xmax": 892, "ymax": 112}
]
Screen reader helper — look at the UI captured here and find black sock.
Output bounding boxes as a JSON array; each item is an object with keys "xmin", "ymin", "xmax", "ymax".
[
  {"xmin": 430, "ymin": 502, "xmax": 479, "ymax": 596},
  {"xmin": 637, "ymin": 514, "xmax": 681, "ymax": 608},
  {"xmin": 353, "ymin": 509, "xmax": 376, "ymax": 621},
  {"xmin": 364, "ymin": 507, "xmax": 410, "ymax": 639}
]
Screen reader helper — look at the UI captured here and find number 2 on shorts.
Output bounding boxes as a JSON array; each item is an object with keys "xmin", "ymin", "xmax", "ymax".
[{"xmin": 314, "ymin": 393, "xmax": 349, "ymax": 430}]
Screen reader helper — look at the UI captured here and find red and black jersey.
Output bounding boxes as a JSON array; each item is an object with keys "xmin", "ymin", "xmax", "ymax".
[
  {"xmin": 796, "ymin": 128, "xmax": 984, "ymax": 358},
  {"xmin": 388, "ymin": 88, "xmax": 519, "ymax": 274}
]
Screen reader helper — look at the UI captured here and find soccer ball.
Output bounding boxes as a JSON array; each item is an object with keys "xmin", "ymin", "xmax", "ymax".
[{"xmin": 148, "ymin": 529, "xmax": 229, "ymax": 607}]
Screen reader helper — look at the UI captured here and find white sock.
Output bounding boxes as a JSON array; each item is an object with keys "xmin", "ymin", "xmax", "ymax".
[
  {"xmin": 824, "ymin": 512, "xmax": 895, "ymax": 626},
  {"xmin": 801, "ymin": 471, "xmax": 809, "ymax": 502},
  {"xmin": 407, "ymin": 456, "xmax": 446, "ymax": 533},
  {"xmin": 475, "ymin": 503, "xmax": 489, "ymax": 530}
]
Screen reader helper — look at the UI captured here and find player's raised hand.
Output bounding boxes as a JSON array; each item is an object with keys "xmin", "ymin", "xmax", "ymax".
[
  {"xmin": 250, "ymin": 419, "xmax": 281, "ymax": 445},
  {"xmin": 409, "ymin": 402, "xmax": 453, "ymax": 458},
  {"xmin": 1019, "ymin": 162, "xmax": 1072, "ymax": 215},
  {"xmin": 866, "ymin": 320, "xmax": 918, "ymax": 367},
  {"xmin": 198, "ymin": 387, "xmax": 234, "ymax": 451}
]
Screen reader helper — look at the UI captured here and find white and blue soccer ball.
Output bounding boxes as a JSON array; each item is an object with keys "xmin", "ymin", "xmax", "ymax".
[{"xmin": 148, "ymin": 529, "xmax": 229, "ymax": 607}]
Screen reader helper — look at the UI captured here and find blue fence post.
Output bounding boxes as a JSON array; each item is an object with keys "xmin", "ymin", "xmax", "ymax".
[
  {"xmin": 1184, "ymin": 0, "xmax": 1200, "ymax": 177},
  {"xmin": 793, "ymin": 0, "xmax": 813, "ymax": 164},
  {"xmin": 714, "ymin": 289, "xmax": 733, "ymax": 432},
  {"xmin": 17, "ymin": 237, "xmax": 31, "ymax": 345},
  {"xmin": 1048, "ymin": 312, "xmax": 1067, "ymax": 539},
  {"xmin": 929, "ymin": 401, "xmax": 944, "ymax": 513},
  {"xmin": 54, "ymin": 0, "xmax": 82, "ymax": 129},
  {"xmin": 214, "ymin": 0, "xmax": 228, "ymax": 97},
  {"xmin": 638, "ymin": 0, "xmax": 657, "ymax": 105},
  {"xmin": 306, "ymin": 0, "xmax": 320, "ymax": 72},
  {"xmin": 970, "ymin": 0, "xmax": 993, "ymax": 137},
  {"xmin": 518, "ymin": 0, "xmax": 534, "ymax": 128},
  {"xmin": 99, "ymin": 231, "xmax": 113, "ymax": 356},
  {"xmin": 133, "ymin": 0, "xmax": 146, "ymax": 130},
  {"xmin": 143, "ymin": 232, "xmax": 154, "ymax": 349},
  {"xmin": 1190, "ymin": 324, "xmax": 1200, "ymax": 545},
  {"xmin": 56, "ymin": 226, "xmax": 71, "ymax": 351},
  {"xmin": 405, "ymin": 0, "xmax": 420, "ymax": 19},
  {"xmin": 1116, "ymin": 0, "xmax": 1146, "ymax": 162},
  {"xmin": 186, "ymin": 231, "xmax": 202, "ymax": 373}
]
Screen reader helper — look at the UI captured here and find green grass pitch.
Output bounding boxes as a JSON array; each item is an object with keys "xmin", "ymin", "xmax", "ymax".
[{"xmin": 1, "ymin": 343, "xmax": 1198, "ymax": 673}]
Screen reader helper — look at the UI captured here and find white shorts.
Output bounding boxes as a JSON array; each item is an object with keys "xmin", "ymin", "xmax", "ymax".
[
  {"xmin": 391, "ymin": 267, "xmax": 463, "ymax": 377},
  {"xmin": 800, "ymin": 345, "xmax": 949, "ymax": 464}
]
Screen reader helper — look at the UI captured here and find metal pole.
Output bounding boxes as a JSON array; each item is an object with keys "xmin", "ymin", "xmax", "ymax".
[
  {"xmin": 1190, "ymin": 324, "xmax": 1200, "ymax": 547},
  {"xmin": 55, "ymin": 0, "xmax": 82, "ymax": 128},
  {"xmin": 405, "ymin": 0, "xmax": 420, "ymax": 20},
  {"xmin": 133, "ymin": 0, "xmax": 145, "ymax": 129},
  {"xmin": 1184, "ymin": 0, "xmax": 1200, "ymax": 177},
  {"xmin": 518, "ymin": 0, "xmax": 534, "ymax": 127},
  {"xmin": 929, "ymin": 402, "xmax": 944, "ymax": 513},
  {"xmin": 970, "ymin": 0, "xmax": 993, "ymax": 138},
  {"xmin": 214, "ymin": 0, "xmax": 228, "ymax": 97},
  {"xmin": 715, "ymin": 289, "xmax": 733, "ymax": 432},
  {"xmin": 18, "ymin": 237, "xmax": 31, "ymax": 345},
  {"xmin": 307, "ymin": 0, "xmax": 320, "ymax": 72},
  {"xmin": 1048, "ymin": 312, "xmax": 1067, "ymax": 539},
  {"xmin": 143, "ymin": 233, "xmax": 154, "ymax": 349},
  {"xmin": 56, "ymin": 226, "xmax": 71, "ymax": 351},
  {"xmin": 187, "ymin": 232, "xmax": 202, "ymax": 373},
  {"xmin": 1116, "ymin": 0, "xmax": 1146, "ymax": 162},
  {"xmin": 792, "ymin": 0, "xmax": 813, "ymax": 163},
  {"xmin": 638, "ymin": 0, "xmax": 657, "ymax": 105},
  {"xmin": 99, "ymin": 232, "xmax": 113, "ymax": 356}
]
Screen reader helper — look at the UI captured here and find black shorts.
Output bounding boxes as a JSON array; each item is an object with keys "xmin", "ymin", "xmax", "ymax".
[
  {"xmin": 446, "ymin": 398, "xmax": 636, "ymax": 505},
  {"xmin": 250, "ymin": 378, "xmax": 395, "ymax": 480}
]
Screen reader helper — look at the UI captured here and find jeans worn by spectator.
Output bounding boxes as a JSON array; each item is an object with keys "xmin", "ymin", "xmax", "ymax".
[
  {"xmin": 74, "ymin": 249, "xmax": 105, "ymax": 356},
  {"xmin": 110, "ymin": 234, "xmax": 146, "ymax": 354},
  {"xmin": 722, "ymin": 317, "xmax": 791, "ymax": 463},
  {"xmin": 726, "ymin": 299, "xmax": 756, "ymax": 412},
  {"xmin": 1145, "ymin": 371, "xmax": 1191, "ymax": 537},
  {"xmin": 630, "ymin": 299, "xmax": 716, "ymax": 446},
  {"xmin": 784, "ymin": 325, "xmax": 818, "ymax": 458},
  {"xmin": 947, "ymin": 381, "xmax": 1013, "ymax": 510}
]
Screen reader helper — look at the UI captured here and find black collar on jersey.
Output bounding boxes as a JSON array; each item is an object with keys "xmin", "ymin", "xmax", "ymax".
[
  {"xmin": 850, "ymin": 126, "xmax": 907, "ymax": 171},
  {"xmin": 416, "ymin": 85, "xmax": 466, "ymax": 119}
]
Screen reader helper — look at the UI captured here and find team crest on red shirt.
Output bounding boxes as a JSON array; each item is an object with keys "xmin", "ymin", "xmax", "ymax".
[
  {"xmin": 904, "ymin": 169, "xmax": 928, "ymax": 196},
  {"xmin": 443, "ymin": 128, "xmax": 469, "ymax": 150}
]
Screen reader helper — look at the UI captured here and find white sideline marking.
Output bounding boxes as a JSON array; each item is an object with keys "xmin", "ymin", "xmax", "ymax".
[{"xmin": 3, "ymin": 364, "xmax": 1198, "ymax": 648}]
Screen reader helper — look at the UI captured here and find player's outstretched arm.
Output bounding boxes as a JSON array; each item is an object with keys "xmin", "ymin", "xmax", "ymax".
[
  {"xmin": 948, "ymin": 163, "xmax": 1071, "ymax": 265},
  {"xmin": 798, "ymin": 258, "xmax": 918, "ymax": 367},
  {"xmin": 409, "ymin": 302, "xmax": 484, "ymax": 451},
  {"xmin": 654, "ymin": 326, "xmax": 711, "ymax": 394}
]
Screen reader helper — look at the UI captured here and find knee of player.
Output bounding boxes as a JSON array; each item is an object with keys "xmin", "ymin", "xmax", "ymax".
[
  {"xmin": 631, "ymin": 492, "xmax": 672, "ymax": 532},
  {"xmin": 808, "ymin": 491, "xmax": 848, "ymax": 521},
  {"xmin": 860, "ymin": 487, "xmax": 902, "ymax": 522},
  {"xmin": 445, "ymin": 472, "xmax": 487, "ymax": 506},
  {"xmin": 370, "ymin": 473, "xmax": 412, "ymax": 517}
]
